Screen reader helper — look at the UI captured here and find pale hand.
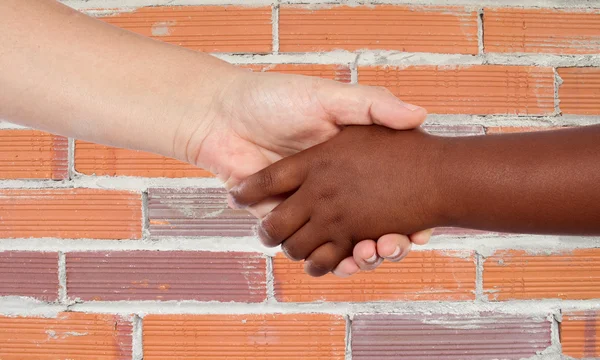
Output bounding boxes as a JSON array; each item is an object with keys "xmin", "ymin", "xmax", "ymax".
[{"xmin": 183, "ymin": 69, "xmax": 433, "ymax": 276}]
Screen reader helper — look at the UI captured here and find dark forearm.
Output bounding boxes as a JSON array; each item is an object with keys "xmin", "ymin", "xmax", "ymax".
[{"xmin": 436, "ymin": 125, "xmax": 600, "ymax": 235}]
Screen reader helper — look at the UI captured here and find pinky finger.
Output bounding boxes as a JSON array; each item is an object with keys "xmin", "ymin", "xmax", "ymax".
[{"xmin": 409, "ymin": 228, "xmax": 435, "ymax": 245}]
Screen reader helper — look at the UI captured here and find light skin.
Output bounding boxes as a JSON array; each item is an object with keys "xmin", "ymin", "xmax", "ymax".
[
  {"xmin": 0, "ymin": 0, "xmax": 431, "ymax": 276},
  {"xmin": 231, "ymin": 125, "xmax": 600, "ymax": 277}
]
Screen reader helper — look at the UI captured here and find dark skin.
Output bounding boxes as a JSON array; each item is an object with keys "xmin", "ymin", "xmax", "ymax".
[{"xmin": 230, "ymin": 125, "xmax": 600, "ymax": 277}]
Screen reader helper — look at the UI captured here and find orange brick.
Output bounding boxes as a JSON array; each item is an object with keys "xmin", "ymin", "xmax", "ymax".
[
  {"xmin": 484, "ymin": 250, "xmax": 600, "ymax": 300},
  {"xmin": 143, "ymin": 314, "xmax": 345, "ymax": 359},
  {"xmin": 485, "ymin": 126, "xmax": 566, "ymax": 134},
  {"xmin": 358, "ymin": 65, "xmax": 555, "ymax": 115},
  {"xmin": 247, "ymin": 64, "xmax": 351, "ymax": 82},
  {"xmin": 101, "ymin": 6, "xmax": 272, "ymax": 53},
  {"xmin": 561, "ymin": 311, "xmax": 600, "ymax": 358},
  {"xmin": 75, "ymin": 141, "xmax": 212, "ymax": 177},
  {"xmin": 0, "ymin": 312, "xmax": 131, "ymax": 360},
  {"xmin": 0, "ymin": 189, "xmax": 142, "ymax": 239},
  {"xmin": 485, "ymin": 8, "xmax": 600, "ymax": 54},
  {"xmin": 558, "ymin": 68, "xmax": 600, "ymax": 115},
  {"xmin": 0, "ymin": 130, "xmax": 67, "ymax": 180},
  {"xmin": 273, "ymin": 251, "xmax": 475, "ymax": 302},
  {"xmin": 279, "ymin": 6, "xmax": 478, "ymax": 54}
]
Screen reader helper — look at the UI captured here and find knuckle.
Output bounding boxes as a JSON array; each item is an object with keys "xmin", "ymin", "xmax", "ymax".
[
  {"xmin": 258, "ymin": 170, "xmax": 275, "ymax": 192},
  {"xmin": 313, "ymin": 158, "xmax": 332, "ymax": 171},
  {"xmin": 305, "ymin": 260, "xmax": 331, "ymax": 278},
  {"xmin": 316, "ymin": 187, "xmax": 338, "ymax": 203},
  {"xmin": 257, "ymin": 216, "xmax": 282, "ymax": 247},
  {"xmin": 281, "ymin": 240, "xmax": 304, "ymax": 261},
  {"xmin": 328, "ymin": 212, "xmax": 345, "ymax": 226},
  {"xmin": 377, "ymin": 86, "xmax": 394, "ymax": 96}
]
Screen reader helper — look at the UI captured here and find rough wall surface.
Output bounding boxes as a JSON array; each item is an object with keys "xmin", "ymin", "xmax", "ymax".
[{"xmin": 1, "ymin": 0, "xmax": 600, "ymax": 359}]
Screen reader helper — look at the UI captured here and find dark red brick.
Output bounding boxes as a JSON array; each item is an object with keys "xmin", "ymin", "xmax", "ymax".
[
  {"xmin": 66, "ymin": 251, "xmax": 266, "ymax": 302},
  {"xmin": 0, "ymin": 252, "xmax": 58, "ymax": 301},
  {"xmin": 352, "ymin": 314, "xmax": 551, "ymax": 359},
  {"xmin": 148, "ymin": 188, "xmax": 257, "ymax": 237}
]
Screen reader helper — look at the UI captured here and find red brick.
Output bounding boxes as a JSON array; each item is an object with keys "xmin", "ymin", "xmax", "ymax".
[
  {"xmin": 0, "ymin": 313, "xmax": 131, "ymax": 360},
  {"xmin": 0, "ymin": 130, "xmax": 67, "ymax": 180},
  {"xmin": 67, "ymin": 251, "xmax": 266, "ymax": 302},
  {"xmin": 0, "ymin": 252, "xmax": 58, "ymax": 301},
  {"xmin": 0, "ymin": 189, "xmax": 142, "ymax": 239},
  {"xmin": 484, "ymin": 250, "xmax": 600, "ymax": 300},
  {"xmin": 273, "ymin": 251, "xmax": 475, "ymax": 302},
  {"xmin": 143, "ymin": 314, "xmax": 345, "ymax": 360},
  {"xmin": 75, "ymin": 141, "xmax": 212, "ymax": 177},
  {"xmin": 486, "ymin": 126, "xmax": 566, "ymax": 134},
  {"xmin": 100, "ymin": 6, "xmax": 272, "ymax": 53},
  {"xmin": 279, "ymin": 6, "xmax": 478, "ymax": 54},
  {"xmin": 148, "ymin": 188, "xmax": 256, "ymax": 237},
  {"xmin": 561, "ymin": 311, "xmax": 600, "ymax": 358},
  {"xmin": 247, "ymin": 64, "xmax": 351, "ymax": 82},
  {"xmin": 358, "ymin": 65, "xmax": 555, "ymax": 115},
  {"xmin": 353, "ymin": 314, "xmax": 551, "ymax": 359},
  {"xmin": 558, "ymin": 68, "xmax": 600, "ymax": 115},
  {"xmin": 485, "ymin": 8, "xmax": 600, "ymax": 54}
]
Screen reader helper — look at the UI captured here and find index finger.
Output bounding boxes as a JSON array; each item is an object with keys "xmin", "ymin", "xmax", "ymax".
[{"xmin": 229, "ymin": 154, "xmax": 308, "ymax": 208}]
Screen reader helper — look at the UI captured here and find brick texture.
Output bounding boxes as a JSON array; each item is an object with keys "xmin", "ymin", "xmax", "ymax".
[
  {"xmin": 0, "ymin": 313, "xmax": 132, "ymax": 360},
  {"xmin": 2, "ymin": 3, "xmax": 599, "ymax": 360},
  {"xmin": 66, "ymin": 251, "xmax": 266, "ymax": 302},
  {"xmin": 558, "ymin": 68, "xmax": 600, "ymax": 115},
  {"xmin": 273, "ymin": 251, "xmax": 476, "ymax": 302},
  {"xmin": 247, "ymin": 64, "xmax": 351, "ymax": 82},
  {"xmin": 148, "ymin": 188, "xmax": 256, "ymax": 237},
  {"xmin": 561, "ymin": 311, "xmax": 600, "ymax": 358},
  {"xmin": 0, "ymin": 252, "xmax": 58, "ymax": 301},
  {"xmin": 358, "ymin": 65, "xmax": 555, "ymax": 115},
  {"xmin": 279, "ymin": 6, "xmax": 478, "ymax": 54},
  {"xmin": 143, "ymin": 314, "xmax": 346, "ymax": 360},
  {"xmin": 485, "ymin": 8, "xmax": 600, "ymax": 54},
  {"xmin": 352, "ymin": 314, "xmax": 551, "ymax": 360},
  {"xmin": 0, "ymin": 130, "xmax": 67, "ymax": 180},
  {"xmin": 100, "ymin": 6, "xmax": 272, "ymax": 53},
  {"xmin": 75, "ymin": 141, "xmax": 212, "ymax": 178},
  {"xmin": 485, "ymin": 126, "xmax": 565, "ymax": 134},
  {"xmin": 484, "ymin": 250, "xmax": 600, "ymax": 300},
  {"xmin": 0, "ymin": 189, "xmax": 142, "ymax": 239}
]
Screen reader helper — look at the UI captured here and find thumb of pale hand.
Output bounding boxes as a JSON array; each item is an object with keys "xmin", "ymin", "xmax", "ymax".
[{"xmin": 316, "ymin": 81, "xmax": 428, "ymax": 129}]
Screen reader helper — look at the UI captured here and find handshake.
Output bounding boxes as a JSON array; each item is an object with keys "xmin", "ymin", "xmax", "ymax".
[
  {"xmin": 230, "ymin": 125, "xmax": 445, "ymax": 277},
  {"xmin": 229, "ymin": 121, "xmax": 600, "ymax": 277}
]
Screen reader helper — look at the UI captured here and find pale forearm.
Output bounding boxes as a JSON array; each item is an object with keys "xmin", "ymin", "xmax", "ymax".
[{"xmin": 0, "ymin": 0, "xmax": 241, "ymax": 160}]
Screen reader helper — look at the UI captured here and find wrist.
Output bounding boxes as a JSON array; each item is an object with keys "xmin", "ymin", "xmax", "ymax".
[
  {"xmin": 170, "ymin": 59, "xmax": 248, "ymax": 167},
  {"xmin": 430, "ymin": 136, "xmax": 467, "ymax": 228},
  {"xmin": 425, "ymin": 135, "xmax": 458, "ymax": 228}
]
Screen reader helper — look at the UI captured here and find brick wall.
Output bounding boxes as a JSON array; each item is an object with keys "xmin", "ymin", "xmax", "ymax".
[{"xmin": 1, "ymin": 1, "xmax": 600, "ymax": 359}]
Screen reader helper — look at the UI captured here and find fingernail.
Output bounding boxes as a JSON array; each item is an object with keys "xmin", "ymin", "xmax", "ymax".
[
  {"xmin": 402, "ymin": 103, "xmax": 425, "ymax": 112},
  {"xmin": 226, "ymin": 196, "xmax": 237, "ymax": 209},
  {"xmin": 388, "ymin": 246, "xmax": 402, "ymax": 259},
  {"xmin": 366, "ymin": 253, "xmax": 378, "ymax": 264},
  {"xmin": 228, "ymin": 195, "xmax": 246, "ymax": 209}
]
